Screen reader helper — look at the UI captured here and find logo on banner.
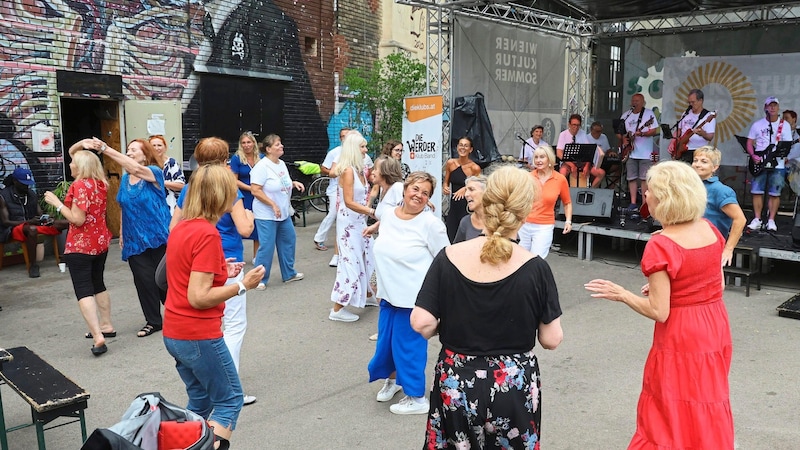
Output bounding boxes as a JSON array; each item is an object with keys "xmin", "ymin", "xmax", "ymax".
[
  {"xmin": 406, "ymin": 134, "xmax": 437, "ymax": 160},
  {"xmin": 673, "ymin": 61, "xmax": 756, "ymax": 144}
]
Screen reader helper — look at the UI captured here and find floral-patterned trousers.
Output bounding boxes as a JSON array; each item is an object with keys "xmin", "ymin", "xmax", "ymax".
[{"xmin": 424, "ymin": 348, "xmax": 542, "ymax": 450}]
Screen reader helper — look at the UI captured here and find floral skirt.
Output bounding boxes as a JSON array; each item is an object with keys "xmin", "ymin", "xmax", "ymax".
[{"xmin": 425, "ymin": 348, "xmax": 542, "ymax": 450}]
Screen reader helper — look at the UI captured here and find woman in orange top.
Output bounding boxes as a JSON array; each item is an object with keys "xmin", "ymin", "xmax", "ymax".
[{"xmin": 518, "ymin": 145, "xmax": 572, "ymax": 258}]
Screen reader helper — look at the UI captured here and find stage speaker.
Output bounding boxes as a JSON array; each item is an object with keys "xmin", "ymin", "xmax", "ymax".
[{"xmin": 557, "ymin": 188, "xmax": 614, "ymax": 219}]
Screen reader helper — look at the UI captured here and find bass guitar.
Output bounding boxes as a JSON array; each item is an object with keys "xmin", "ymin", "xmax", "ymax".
[
  {"xmin": 748, "ymin": 138, "xmax": 799, "ymax": 176},
  {"xmin": 620, "ymin": 116, "xmax": 655, "ymax": 162},
  {"xmin": 673, "ymin": 111, "xmax": 716, "ymax": 159}
]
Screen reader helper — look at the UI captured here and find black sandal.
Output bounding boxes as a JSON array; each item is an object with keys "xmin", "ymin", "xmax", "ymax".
[
  {"xmin": 136, "ymin": 324, "xmax": 161, "ymax": 338},
  {"xmin": 85, "ymin": 331, "xmax": 117, "ymax": 339}
]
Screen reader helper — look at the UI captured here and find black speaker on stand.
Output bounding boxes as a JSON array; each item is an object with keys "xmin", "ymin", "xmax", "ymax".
[{"xmin": 558, "ymin": 188, "xmax": 615, "ymax": 222}]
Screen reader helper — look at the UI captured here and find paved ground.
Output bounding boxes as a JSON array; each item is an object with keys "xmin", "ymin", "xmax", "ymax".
[{"xmin": 1, "ymin": 210, "xmax": 799, "ymax": 449}]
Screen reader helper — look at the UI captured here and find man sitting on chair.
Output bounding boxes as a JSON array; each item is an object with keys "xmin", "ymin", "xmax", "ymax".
[
  {"xmin": 0, "ymin": 168, "xmax": 68, "ymax": 277},
  {"xmin": 557, "ymin": 114, "xmax": 605, "ymax": 187}
]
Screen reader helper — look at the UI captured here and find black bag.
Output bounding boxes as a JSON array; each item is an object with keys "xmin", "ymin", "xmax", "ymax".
[
  {"xmin": 450, "ymin": 92, "xmax": 502, "ymax": 167},
  {"xmin": 81, "ymin": 392, "xmax": 215, "ymax": 450}
]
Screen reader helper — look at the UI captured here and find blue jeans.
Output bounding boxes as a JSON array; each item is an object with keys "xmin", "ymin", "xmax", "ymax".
[
  {"xmin": 254, "ymin": 218, "xmax": 297, "ymax": 284},
  {"xmin": 751, "ymin": 168, "xmax": 786, "ymax": 196},
  {"xmin": 163, "ymin": 337, "xmax": 243, "ymax": 429}
]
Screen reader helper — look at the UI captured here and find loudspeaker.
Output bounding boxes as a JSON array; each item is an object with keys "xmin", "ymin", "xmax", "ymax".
[{"xmin": 558, "ymin": 188, "xmax": 614, "ymax": 219}]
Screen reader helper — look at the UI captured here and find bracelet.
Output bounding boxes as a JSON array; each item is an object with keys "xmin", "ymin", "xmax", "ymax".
[
  {"xmin": 56, "ymin": 205, "xmax": 63, "ymax": 213},
  {"xmin": 565, "ymin": 220, "xmax": 572, "ymax": 225}
]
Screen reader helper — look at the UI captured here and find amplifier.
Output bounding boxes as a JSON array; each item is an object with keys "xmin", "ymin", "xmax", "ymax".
[{"xmin": 557, "ymin": 188, "xmax": 615, "ymax": 219}]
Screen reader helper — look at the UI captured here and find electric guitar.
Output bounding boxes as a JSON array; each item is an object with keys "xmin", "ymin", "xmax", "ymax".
[
  {"xmin": 620, "ymin": 116, "xmax": 655, "ymax": 162},
  {"xmin": 673, "ymin": 111, "xmax": 716, "ymax": 159},
  {"xmin": 748, "ymin": 138, "xmax": 800, "ymax": 176}
]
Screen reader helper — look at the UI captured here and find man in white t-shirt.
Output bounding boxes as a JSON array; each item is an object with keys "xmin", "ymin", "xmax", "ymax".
[
  {"xmin": 617, "ymin": 93, "xmax": 659, "ymax": 212},
  {"xmin": 556, "ymin": 114, "xmax": 605, "ymax": 187},
  {"xmin": 746, "ymin": 97, "xmax": 793, "ymax": 232},
  {"xmin": 314, "ymin": 128, "xmax": 349, "ymax": 265}
]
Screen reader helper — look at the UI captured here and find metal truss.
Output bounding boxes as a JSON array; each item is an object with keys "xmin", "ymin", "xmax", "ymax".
[
  {"xmin": 594, "ymin": 3, "xmax": 800, "ymax": 37},
  {"xmin": 423, "ymin": 5, "xmax": 453, "ymax": 161},
  {"xmin": 566, "ymin": 35, "xmax": 591, "ymax": 120}
]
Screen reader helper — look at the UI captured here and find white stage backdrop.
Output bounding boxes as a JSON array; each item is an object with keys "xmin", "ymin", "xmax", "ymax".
[
  {"xmin": 453, "ymin": 16, "xmax": 567, "ymax": 154},
  {"xmin": 403, "ymin": 95, "xmax": 443, "ymax": 217},
  {"xmin": 662, "ymin": 53, "xmax": 800, "ymax": 166}
]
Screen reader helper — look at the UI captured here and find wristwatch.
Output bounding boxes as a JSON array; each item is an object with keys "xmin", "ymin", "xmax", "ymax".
[{"xmin": 236, "ymin": 281, "xmax": 247, "ymax": 296}]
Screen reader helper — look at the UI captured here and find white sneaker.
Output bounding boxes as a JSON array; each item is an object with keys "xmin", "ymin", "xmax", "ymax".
[
  {"xmin": 284, "ymin": 272, "xmax": 304, "ymax": 283},
  {"xmin": 365, "ymin": 297, "xmax": 379, "ymax": 307},
  {"xmin": 389, "ymin": 395, "xmax": 429, "ymax": 415},
  {"xmin": 243, "ymin": 395, "xmax": 257, "ymax": 405},
  {"xmin": 255, "ymin": 283, "xmax": 266, "ymax": 291},
  {"xmin": 329, "ymin": 254, "xmax": 339, "ymax": 267},
  {"xmin": 767, "ymin": 219, "xmax": 778, "ymax": 231},
  {"xmin": 747, "ymin": 217, "xmax": 762, "ymax": 230},
  {"xmin": 368, "ymin": 333, "xmax": 378, "ymax": 341},
  {"xmin": 376, "ymin": 379, "xmax": 403, "ymax": 402},
  {"xmin": 328, "ymin": 308, "xmax": 359, "ymax": 322}
]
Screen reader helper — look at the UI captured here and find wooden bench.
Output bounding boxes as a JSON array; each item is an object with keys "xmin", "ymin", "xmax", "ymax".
[
  {"xmin": 291, "ymin": 194, "xmax": 328, "ymax": 227},
  {"xmin": 0, "ymin": 346, "xmax": 89, "ymax": 450}
]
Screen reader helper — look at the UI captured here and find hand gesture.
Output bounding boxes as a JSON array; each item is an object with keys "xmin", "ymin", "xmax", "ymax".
[
  {"xmin": 243, "ymin": 265, "xmax": 266, "ymax": 289},
  {"xmin": 584, "ymin": 278, "xmax": 629, "ymax": 302},
  {"xmin": 225, "ymin": 258, "xmax": 245, "ymax": 278}
]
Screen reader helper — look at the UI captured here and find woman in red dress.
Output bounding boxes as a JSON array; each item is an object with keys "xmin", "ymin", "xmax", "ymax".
[{"xmin": 585, "ymin": 160, "xmax": 734, "ymax": 449}]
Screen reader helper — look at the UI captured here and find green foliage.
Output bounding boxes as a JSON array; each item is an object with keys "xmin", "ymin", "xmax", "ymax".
[
  {"xmin": 343, "ymin": 52, "xmax": 427, "ymax": 154},
  {"xmin": 40, "ymin": 180, "xmax": 71, "ymax": 219}
]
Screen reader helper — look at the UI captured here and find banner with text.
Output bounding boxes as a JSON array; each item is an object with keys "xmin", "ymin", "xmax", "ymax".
[
  {"xmin": 402, "ymin": 95, "xmax": 443, "ymax": 218},
  {"xmin": 453, "ymin": 15, "xmax": 567, "ymax": 155},
  {"xmin": 662, "ymin": 53, "xmax": 800, "ymax": 166}
]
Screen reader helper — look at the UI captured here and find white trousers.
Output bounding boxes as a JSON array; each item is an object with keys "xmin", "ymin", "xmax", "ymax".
[
  {"xmin": 313, "ymin": 192, "xmax": 338, "ymax": 244},
  {"xmin": 518, "ymin": 222, "xmax": 555, "ymax": 259},
  {"xmin": 223, "ymin": 272, "xmax": 247, "ymax": 373}
]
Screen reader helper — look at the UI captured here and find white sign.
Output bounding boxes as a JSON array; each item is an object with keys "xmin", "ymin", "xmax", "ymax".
[{"xmin": 402, "ymin": 95, "xmax": 443, "ymax": 217}]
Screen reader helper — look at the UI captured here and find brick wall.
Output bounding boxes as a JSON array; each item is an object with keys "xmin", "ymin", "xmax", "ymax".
[{"xmin": 334, "ymin": 0, "xmax": 382, "ymax": 76}]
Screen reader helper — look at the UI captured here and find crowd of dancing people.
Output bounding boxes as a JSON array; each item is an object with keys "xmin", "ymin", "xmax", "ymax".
[{"xmin": 2, "ymin": 115, "xmax": 749, "ymax": 448}]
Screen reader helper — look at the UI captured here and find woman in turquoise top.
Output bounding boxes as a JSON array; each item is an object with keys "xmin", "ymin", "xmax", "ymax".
[{"xmin": 87, "ymin": 137, "xmax": 171, "ymax": 338}]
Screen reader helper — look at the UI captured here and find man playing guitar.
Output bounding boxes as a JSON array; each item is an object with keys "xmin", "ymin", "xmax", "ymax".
[
  {"xmin": 673, "ymin": 88, "xmax": 716, "ymax": 163},
  {"xmin": 746, "ymin": 96, "xmax": 793, "ymax": 232},
  {"xmin": 617, "ymin": 93, "xmax": 659, "ymax": 213}
]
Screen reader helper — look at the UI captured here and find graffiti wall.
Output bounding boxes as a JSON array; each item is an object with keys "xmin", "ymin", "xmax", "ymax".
[{"xmin": 0, "ymin": 0, "xmax": 331, "ymax": 190}]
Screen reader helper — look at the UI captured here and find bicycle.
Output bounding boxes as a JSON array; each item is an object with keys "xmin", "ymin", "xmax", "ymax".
[{"xmin": 287, "ymin": 161, "xmax": 331, "ymax": 213}]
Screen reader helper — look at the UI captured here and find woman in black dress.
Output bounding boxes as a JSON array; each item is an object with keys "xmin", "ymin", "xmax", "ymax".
[
  {"xmin": 443, "ymin": 137, "xmax": 481, "ymax": 242},
  {"xmin": 412, "ymin": 166, "xmax": 563, "ymax": 449}
]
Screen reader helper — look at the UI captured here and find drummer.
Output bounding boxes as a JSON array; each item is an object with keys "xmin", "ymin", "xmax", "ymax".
[
  {"xmin": 519, "ymin": 125, "xmax": 548, "ymax": 170},
  {"xmin": 586, "ymin": 121, "xmax": 616, "ymax": 188},
  {"xmin": 783, "ymin": 110, "xmax": 800, "ymax": 195}
]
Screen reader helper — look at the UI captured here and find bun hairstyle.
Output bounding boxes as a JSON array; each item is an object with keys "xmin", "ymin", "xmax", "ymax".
[{"xmin": 480, "ymin": 166, "xmax": 538, "ymax": 264}]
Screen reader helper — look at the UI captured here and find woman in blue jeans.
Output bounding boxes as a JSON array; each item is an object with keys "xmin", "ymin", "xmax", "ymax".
[
  {"xmin": 250, "ymin": 134, "xmax": 305, "ymax": 289},
  {"xmin": 164, "ymin": 164, "xmax": 264, "ymax": 449}
]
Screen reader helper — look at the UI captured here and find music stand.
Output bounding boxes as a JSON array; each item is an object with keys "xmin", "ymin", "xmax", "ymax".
[{"xmin": 562, "ymin": 143, "xmax": 597, "ymax": 163}]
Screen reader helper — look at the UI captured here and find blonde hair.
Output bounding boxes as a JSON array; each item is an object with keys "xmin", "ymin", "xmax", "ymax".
[
  {"xmin": 646, "ymin": 161, "xmax": 706, "ymax": 225},
  {"xmin": 182, "ymin": 164, "xmax": 238, "ymax": 223},
  {"xmin": 481, "ymin": 166, "xmax": 537, "ymax": 264},
  {"xmin": 403, "ymin": 171, "xmax": 437, "ymax": 192},
  {"xmin": 534, "ymin": 145, "xmax": 556, "ymax": 166},
  {"xmin": 194, "ymin": 137, "xmax": 229, "ymax": 165},
  {"xmin": 71, "ymin": 150, "xmax": 108, "ymax": 187},
  {"xmin": 335, "ymin": 131, "xmax": 366, "ymax": 177},
  {"xmin": 235, "ymin": 131, "xmax": 261, "ymax": 165},
  {"xmin": 693, "ymin": 145, "xmax": 721, "ymax": 167}
]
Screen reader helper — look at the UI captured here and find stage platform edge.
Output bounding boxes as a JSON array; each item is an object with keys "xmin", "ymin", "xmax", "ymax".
[{"xmin": 776, "ymin": 294, "xmax": 800, "ymax": 320}]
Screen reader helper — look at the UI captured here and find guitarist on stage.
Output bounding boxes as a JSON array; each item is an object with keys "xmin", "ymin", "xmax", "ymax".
[
  {"xmin": 673, "ymin": 89, "xmax": 716, "ymax": 163},
  {"xmin": 746, "ymin": 96, "xmax": 792, "ymax": 232},
  {"xmin": 617, "ymin": 93, "xmax": 659, "ymax": 213}
]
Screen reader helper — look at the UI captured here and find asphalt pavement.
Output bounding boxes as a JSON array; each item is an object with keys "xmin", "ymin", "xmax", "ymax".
[{"xmin": 1, "ymin": 210, "xmax": 799, "ymax": 449}]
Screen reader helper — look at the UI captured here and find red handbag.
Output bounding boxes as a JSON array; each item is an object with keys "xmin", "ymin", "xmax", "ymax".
[{"xmin": 158, "ymin": 419, "xmax": 203, "ymax": 450}]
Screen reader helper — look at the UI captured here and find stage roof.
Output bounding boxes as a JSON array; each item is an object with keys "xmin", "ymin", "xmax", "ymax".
[{"xmin": 510, "ymin": 0, "xmax": 772, "ymax": 22}]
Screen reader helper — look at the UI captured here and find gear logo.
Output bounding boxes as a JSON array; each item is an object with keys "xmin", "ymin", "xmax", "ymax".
[
  {"xmin": 636, "ymin": 66, "xmax": 663, "ymax": 112},
  {"xmin": 673, "ymin": 61, "xmax": 756, "ymax": 144}
]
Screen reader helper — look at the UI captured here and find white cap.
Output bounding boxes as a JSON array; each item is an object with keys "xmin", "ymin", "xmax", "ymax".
[{"xmin": 764, "ymin": 96, "xmax": 779, "ymax": 106}]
